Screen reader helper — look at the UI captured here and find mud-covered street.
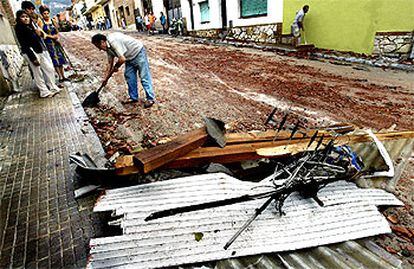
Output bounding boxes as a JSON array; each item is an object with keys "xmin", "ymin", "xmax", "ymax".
[
  {"xmin": 59, "ymin": 30, "xmax": 414, "ymax": 266},
  {"xmin": 62, "ymin": 31, "xmax": 413, "ymax": 140}
]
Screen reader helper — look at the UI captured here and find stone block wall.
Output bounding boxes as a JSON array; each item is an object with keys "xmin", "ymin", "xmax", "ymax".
[
  {"xmin": 373, "ymin": 32, "xmax": 414, "ymax": 58},
  {"xmin": 190, "ymin": 23, "xmax": 283, "ymax": 44},
  {"xmin": 0, "ymin": 44, "xmax": 25, "ymax": 95},
  {"xmin": 0, "ymin": 45, "xmax": 25, "ymax": 80},
  {"xmin": 0, "ymin": 0, "xmax": 15, "ymax": 25},
  {"xmin": 0, "ymin": 11, "xmax": 26, "ymax": 95},
  {"xmin": 189, "ymin": 29, "xmax": 221, "ymax": 39}
]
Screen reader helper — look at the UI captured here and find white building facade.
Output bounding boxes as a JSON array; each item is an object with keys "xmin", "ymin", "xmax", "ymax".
[{"xmin": 181, "ymin": 0, "xmax": 284, "ymax": 43}]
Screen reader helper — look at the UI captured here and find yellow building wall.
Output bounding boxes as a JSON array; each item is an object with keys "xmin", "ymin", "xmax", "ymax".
[
  {"xmin": 92, "ymin": 6, "xmax": 105, "ymax": 21},
  {"xmin": 283, "ymin": 0, "xmax": 414, "ymax": 54}
]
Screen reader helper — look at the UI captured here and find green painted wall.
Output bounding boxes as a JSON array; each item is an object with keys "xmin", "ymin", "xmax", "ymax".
[{"xmin": 283, "ymin": 0, "xmax": 414, "ymax": 54}]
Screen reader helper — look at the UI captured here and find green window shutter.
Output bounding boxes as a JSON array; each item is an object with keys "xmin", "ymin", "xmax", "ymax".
[
  {"xmin": 241, "ymin": 0, "xmax": 267, "ymax": 17},
  {"xmin": 200, "ymin": 1, "xmax": 210, "ymax": 22}
]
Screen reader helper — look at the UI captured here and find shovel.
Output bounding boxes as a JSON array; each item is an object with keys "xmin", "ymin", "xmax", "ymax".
[
  {"xmin": 82, "ymin": 83, "xmax": 106, "ymax": 107},
  {"xmin": 82, "ymin": 69, "xmax": 115, "ymax": 107},
  {"xmin": 302, "ymin": 30, "xmax": 308, "ymax": 45}
]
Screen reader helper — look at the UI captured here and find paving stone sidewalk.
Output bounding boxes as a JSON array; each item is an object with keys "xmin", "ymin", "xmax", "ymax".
[{"xmin": 0, "ymin": 86, "xmax": 105, "ymax": 268}]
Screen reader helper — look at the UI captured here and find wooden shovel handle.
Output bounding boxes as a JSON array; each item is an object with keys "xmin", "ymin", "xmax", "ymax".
[{"xmin": 97, "ymin": 69, "xmax": 116, "ymax": 94}]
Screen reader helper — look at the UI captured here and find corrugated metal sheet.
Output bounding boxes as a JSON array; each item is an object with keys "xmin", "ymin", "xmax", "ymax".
[
  {"xmin": 88, "ymin": 138, "xmax": 412, "ymax": 269},
  {"xmin": 353, "ymin": 138, "xmax": 414, "ymax": 191},
  {"xmin": 88, "ymin": 173, "xmax": 402, "ymax": 269},
  {"xmin": 211, "ymin": 138, "xmax": 413, "ymax": 269}
]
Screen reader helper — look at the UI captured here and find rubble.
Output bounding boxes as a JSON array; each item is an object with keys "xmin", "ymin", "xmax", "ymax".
[
  {"xmin": 58, "ymin": 32, "xmax": 414, "ymax": 267},
  {"xmin": 110, "ymin": 128, "xmax": 414, "ymax": 175}
]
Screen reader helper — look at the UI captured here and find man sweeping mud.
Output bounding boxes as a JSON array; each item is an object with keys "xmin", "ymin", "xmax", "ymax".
[{"xmin": 91, "ymin": 32, "xmax": 156, "ymax": 108}]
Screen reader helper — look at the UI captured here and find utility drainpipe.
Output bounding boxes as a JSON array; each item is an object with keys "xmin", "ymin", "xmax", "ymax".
[
  {"xmin": 221, "ymin": 0, "xmax": 227, "ymax": 29},
  {"xmin": 188, "ymin": 0, "xmax": 194, "ymax": 30}
]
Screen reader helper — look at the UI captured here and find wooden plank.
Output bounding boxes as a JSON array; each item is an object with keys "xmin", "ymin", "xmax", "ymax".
[
  {"xmin": 120, "ymin": 130, "xmax": 327, "ymax": 175},
  {"xmin": 257, "ymin": 142, "xmax": 319, "ymax": 157},
  {"xmin": 115, "ymin": 130, "xmax": 414, "ymax": 175},
  {"xmin": 225, "ymin": 130, "xmax": 311, "ymax": 144},
  {"xmin": 115, "ymin": 165, "xmax": 140, "ymax": 176},
  {"xmin": 133, "ymin": 127, "xmax": 208, "ymax": 174},
  {"xmin": 224, "ymin": 123, "xmax": 355, "ymax": 144},
  {"xmin": 164, "ymin": 131, "xmax": 414, "ymax": 169}
]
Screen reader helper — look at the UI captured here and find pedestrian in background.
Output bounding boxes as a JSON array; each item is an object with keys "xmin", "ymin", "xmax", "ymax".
[
  {"xmin": 149, "ymin": 11, "xmax": 156, "ymax": 33},
  {"xmin": 105, "ymin": 17, "xmax": 111, "ymax": 29},
  {"xmin": 91, "ymin": 32, "xmax": 156, "ymax": 108},
  {"xmin": 15, "ymin": 10, "xmax": 61, "ymax": 98},
  {"xmin": 100, "ymin": 17, "xmax": 106, "ymax": 30},
  {"xmin": 121, "ymin": 17, "xmax": 126, "ymax": 29},
  {"xmin": 38, "ymin": 5, "xmax": 68, "ymax": 82},
  {"xmin": 160, "ymin": 12, "xmax": 166, "ymax": 34},
  {"xmin": 97, "ymin": 17, "xmax": 102, "ymax": 30},
  {"xmin": 144, "ymin": 13, "xmax": 150, "ymax": 32},
  {"xmin": 136, "ymin": 14, "xmax": 143, "ymax": 32},
  {"xmin": 291, "ymin": 5, "xmax": 309, "ymax": 46}
]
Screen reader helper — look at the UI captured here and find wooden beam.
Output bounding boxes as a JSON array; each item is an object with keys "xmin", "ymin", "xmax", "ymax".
[
  {"xmin": 225, "ymin": 130, "xmax": 309, "ymax": 144},
  {"xmin": 133, "ymin": 127, "xmax": 208, "ymax": 174},
  {"xmin": 115, "ymin": 130, "xmax": 414, "ymax": 175},
  {"xmin": 164, "ymin": 130, "xmax": 414, "ymax": 169},
  {"xmin": 224, "ymin": 123, "xmax": 355, "ymax": 144}
]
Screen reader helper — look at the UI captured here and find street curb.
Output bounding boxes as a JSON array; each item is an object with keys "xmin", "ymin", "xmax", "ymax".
[{"xmin": 67, "ymin": 83, "xmax": 108, "ymax": 167}]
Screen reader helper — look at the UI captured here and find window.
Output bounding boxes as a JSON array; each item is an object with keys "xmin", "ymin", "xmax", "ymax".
[
  {"xmin": 199, "ymin": 1, "xmax": 210, "ymax": 23},
  {"xmin": 126, "ymin": 6, "xmax": 130, "ymax": 16},
  {"xmin": 240, "ymin": 0, "xmax": 267, "ymax": 18}
]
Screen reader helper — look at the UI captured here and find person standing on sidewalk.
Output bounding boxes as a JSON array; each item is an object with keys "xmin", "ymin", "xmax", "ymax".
[
  {"xmin": 136, "ymin": 14, "xmax": 144, "ymax": 32},
  {"xmin": 291, "ymin": 5, "xmax": 309, "ymax": 46},
  {"xmin": 38, "ymin": 5, "xmax": 68, "ymax": 83},
  {"xmin": 21, "ymin": 1, "xmax": 41, "ymax": 26},
  {"xmin": 121, "ymin": 17, "xmax": 126, "ymax": 29},
  {"xmin": 160, "ymin": 12, "xmax": 166, "ymax": 34},
  {"xmin": 91, "ymin": 33, "xmax": 156, "ymax": 108},
  {"xmin": 15, "ymin": 10, "xmax": 61, "ymax": 98}
]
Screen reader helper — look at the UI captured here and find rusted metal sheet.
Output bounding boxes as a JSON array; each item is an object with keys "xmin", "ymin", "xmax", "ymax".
[{"xmin": 88, "ymin": 173, "xmax": 402, "ymax": 269}]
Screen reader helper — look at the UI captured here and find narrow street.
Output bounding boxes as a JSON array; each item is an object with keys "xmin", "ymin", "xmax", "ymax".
[
  {"xmin": 62, "ymin": 31, "xmax": 413, "ymax": 135},
  {"xmin": 0, "ymin": 29, "xmax": 413, "ymax": 268},
  {"xmin": 60, "ymin": 31, "xmax": 414, "ymax": 159},
  {"xmin": 60, "ymin": 31, "xmax": 414, "ymax": 267}
]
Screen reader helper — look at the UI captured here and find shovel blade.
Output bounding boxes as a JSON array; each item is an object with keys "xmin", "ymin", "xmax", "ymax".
[{"xmin": 82, "ymin": 91, "xmax": 100, "ymax": 107}]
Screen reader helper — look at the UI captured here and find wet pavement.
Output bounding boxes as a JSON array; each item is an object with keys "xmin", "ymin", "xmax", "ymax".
[{"xmin": 0, "ymin": 81, "xmax": 105, "ymax": 268}]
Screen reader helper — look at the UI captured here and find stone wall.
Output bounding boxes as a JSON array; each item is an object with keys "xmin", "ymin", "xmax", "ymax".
[
  {"xmin": 190, "ymin": 23, "xmax": 283, "ymax": 44},
  {"xmin": 373, "ymin": 32, "xmax": 414, "ymax": 58},
  {"xmin": 0, "ymin": 7, "xmax": 26, "ymax": 95},
  {"xmin": 0, "ymin": 0, "xmax": 16, "ymax": 25}
]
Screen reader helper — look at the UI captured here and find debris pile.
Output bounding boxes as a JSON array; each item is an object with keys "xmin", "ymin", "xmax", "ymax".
[
  {"xmin": 112, "ymin": 120, "xmax": 414, "ymax": 177},
  {"xmin": 76, "ymin": 116, "xmax": 412, "ymax": 268}
]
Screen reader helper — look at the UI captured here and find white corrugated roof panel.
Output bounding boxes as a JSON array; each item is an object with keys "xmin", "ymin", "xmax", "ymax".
[{"xmin": 88, "ymin": 173, "xmax": 402, "ymax": 269}]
